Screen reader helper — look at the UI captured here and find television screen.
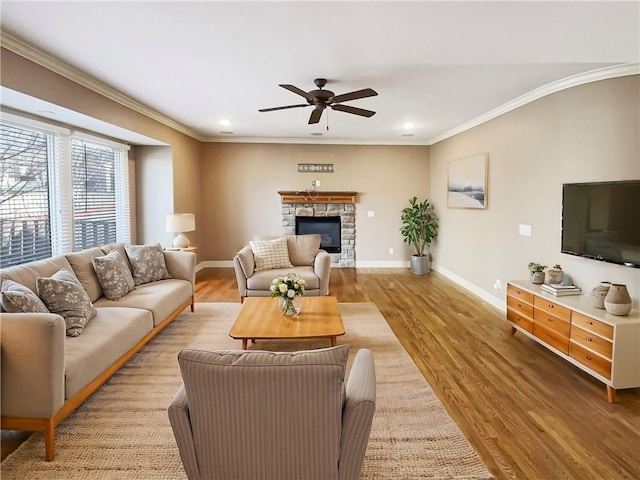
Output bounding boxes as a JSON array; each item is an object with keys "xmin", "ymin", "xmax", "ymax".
[{"xmin": 561, "ymin": 180, "xmax": 640, "ymax": 268}]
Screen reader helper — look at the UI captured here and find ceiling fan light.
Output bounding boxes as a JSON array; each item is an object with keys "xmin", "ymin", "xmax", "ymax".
[{"xmin": 403, "ymin": 122, "xmax": 415, "ymax": 130}]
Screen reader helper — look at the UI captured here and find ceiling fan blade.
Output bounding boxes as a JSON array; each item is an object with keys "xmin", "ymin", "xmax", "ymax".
[
  {"xmin": 308, "ymin": 108, "xmax": 323, "ymax": 124},
  {"xmin": 331, "ymin": 88, "xmax": 378, "ymax": 104},
  {"xmin": 280, "ymin": 84, "xmax": 312, "ymax": 99},
  {"xmin": 331, "ymin": 104, "xmax": 376, "ymax": 118},
  {"xmin": 259, "ymin": 104, "xmax": 309, "ymax": 112}
]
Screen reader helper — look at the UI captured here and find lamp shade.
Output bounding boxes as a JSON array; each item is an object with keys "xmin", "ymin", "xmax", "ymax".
[{"xmin": 166, "ymin": 213, "xmax": 195, "ymax": 233}]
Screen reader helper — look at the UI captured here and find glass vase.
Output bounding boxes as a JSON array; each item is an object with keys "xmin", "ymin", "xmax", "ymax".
[{"xmin": 279, "ymin": 295, "xmax": 302, "ymax": 317}]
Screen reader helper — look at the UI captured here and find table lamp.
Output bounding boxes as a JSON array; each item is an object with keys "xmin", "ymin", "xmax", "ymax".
[{"xmin": 166, "ymin": 213, "xmax": 195, "ymax": 248}]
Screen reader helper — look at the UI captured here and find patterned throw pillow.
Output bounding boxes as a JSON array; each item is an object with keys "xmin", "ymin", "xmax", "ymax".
[
  {"xmin": 36, "ymin": 268, "xmax": 97, "ymax": 337},
  {"xmin": 0, "ymin": 279, "xmax": 50, "ymax": 314},
  {"xmin": 124, "ymin": 244, "xmax": 172, "ymax": 286},
  {"xmin": 92, "ymin": 250, "xmax": 136, "ymax": 300},
  {"xmin": 249, "ymin": 237, "xmax": 294, "ymax": 272}
]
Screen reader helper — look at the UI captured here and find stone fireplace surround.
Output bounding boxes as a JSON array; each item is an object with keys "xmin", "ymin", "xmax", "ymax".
[{"xmin": 279, "ymin": 191, "xmax": 356, "ymax": 267}]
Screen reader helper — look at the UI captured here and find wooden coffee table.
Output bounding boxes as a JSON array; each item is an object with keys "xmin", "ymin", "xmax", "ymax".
[{"xmin": 229, "ymin": 296, "xmax": 345, "ymax": 349}]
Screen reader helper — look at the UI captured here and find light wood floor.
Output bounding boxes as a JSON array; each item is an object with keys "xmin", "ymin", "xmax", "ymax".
[{"xmin": 3, "ymin": 267, "xmax": 639, "ymax": 478}]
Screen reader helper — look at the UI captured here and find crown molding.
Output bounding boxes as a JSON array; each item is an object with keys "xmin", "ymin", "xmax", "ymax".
[
  {"xmin": 1, "ymin": 31, "xmax": 204, "ymax": 142},
  {"xmin": 427, "ymin": 63, "xmax": 640, "ymax": 145}
]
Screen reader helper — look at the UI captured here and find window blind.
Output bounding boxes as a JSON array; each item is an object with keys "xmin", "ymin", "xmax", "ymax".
[
  {"xmin": 0, "ymin": 114, "xmax": 132, "ymax": 267},
  {"xmin": 0, "ymin": 123, "xmax": 53, "ymax": 267}
]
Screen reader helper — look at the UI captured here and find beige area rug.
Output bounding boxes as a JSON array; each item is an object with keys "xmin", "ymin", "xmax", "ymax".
[{"xmin": 1, "ymin": 302, "xmax": 493, "ymax": 479}]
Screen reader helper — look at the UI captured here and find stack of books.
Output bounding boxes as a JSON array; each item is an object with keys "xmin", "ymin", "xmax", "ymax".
[{"xmin": 541, "ymin": 283, "xmax": 582, "ymax": 296}]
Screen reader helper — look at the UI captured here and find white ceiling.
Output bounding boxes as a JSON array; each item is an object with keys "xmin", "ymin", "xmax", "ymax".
[{"xmin": 1, "ymin": 1, "xmax": 639, "ymax": 145}]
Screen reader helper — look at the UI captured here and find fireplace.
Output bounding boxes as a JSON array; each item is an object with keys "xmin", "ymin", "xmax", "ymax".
[{"xmin": 296, "ymin": 216, "xmax": 342, "ymax": 253}]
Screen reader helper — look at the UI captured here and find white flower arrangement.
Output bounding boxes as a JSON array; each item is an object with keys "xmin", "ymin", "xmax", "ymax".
[{"xmin": 270, "ymin": 273, "xmax": 306, "ymax": 299}]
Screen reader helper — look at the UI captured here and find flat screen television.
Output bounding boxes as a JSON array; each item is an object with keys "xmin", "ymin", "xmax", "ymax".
[{"xmin": 561, "ymin": 180, "xmax": 640, "ymax": 268}]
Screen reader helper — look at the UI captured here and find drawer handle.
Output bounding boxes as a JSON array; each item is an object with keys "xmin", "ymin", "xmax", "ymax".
[
  {"xmin": 586, "ymin": 337, "xmax": 593, "ymax": 342},
  {"xmin": 548, "ymin": 304, "xmax": 554, "ymax": 309},
  {"xmin": 587, "ymin": 321, "xmax": 593, "ymax": 325},
  {"xmin": 517, "ymin": 303, "xmax": 522, "ymax": 308},
  {"xmin": 586, "ymin": 355, "xmax": 592, "ymax": 361},
  {"xmin": 548, "ymin": 318, "xmax": 554, "ymax": 322}
]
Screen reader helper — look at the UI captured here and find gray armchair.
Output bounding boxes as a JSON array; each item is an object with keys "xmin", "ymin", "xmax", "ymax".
[
  {"xmin": 168, "ymin": 345, "xmax": 376, "ymax": 480},
  {"xmin": 233, "ymin": 234, "xmax": 331, "ymax": 301}
]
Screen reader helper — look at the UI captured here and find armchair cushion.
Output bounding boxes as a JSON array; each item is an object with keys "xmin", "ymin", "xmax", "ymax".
[
  {"xmin": 249, "ymin": 236, "xmax": 293, "ymax": 271},
  {"xmin": 287, "ymin": 234, "xmax": 321, "ymax": 266}
]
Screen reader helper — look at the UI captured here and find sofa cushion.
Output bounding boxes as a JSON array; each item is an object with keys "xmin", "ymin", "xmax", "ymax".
[
  {"xmin": 101, "ymin": 243, "xmax": 133, "ymax": 272},
  {"xmin": 249, "ymin": 237, "xmax": 293, "ymax": 272},
  {"xmin": 246, "ymin": 266, "xmax": 319, "ymax": 291},
  {"xmin": 92, "ymin": 250, "xmax": 136, "ymax": 300},
  {"xmin": 287, "ymin": 234, "xmax": 321, "ymax": 266},
  {"xmin": 0, "ymin": 279, "xmax": 50, "ymax": 314},
  {"xmin": 125, "ymin": 244, "xmax": 172, "ymax": 286},
  {"xmin": 64, "ymin": 307, "xmax": 154, "ymax": 399},
  {"xmin": 36, "ymin": 268, "xmax": 97, "ymax": 337},
  {"xmin": 65, "ymin": 247, "xmax": 106, "ymax": 303},
  {"xmin": 94, "ymin": 278, "xmax": 192, "ymax": 327},
  {"xmin": 0, "ymin": 255, "xmax": 73, "ymax": 295}
]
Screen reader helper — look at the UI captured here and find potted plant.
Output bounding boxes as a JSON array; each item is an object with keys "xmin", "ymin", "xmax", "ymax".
[
  {"xmin": 400, "ymin": 196, "xmax": 439, "ymax": 275},
  {"xmin": 528, "ymin": 262, "xmax": 547, "ymax": 284}
]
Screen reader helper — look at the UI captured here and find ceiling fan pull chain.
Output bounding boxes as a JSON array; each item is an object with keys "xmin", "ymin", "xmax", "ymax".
[{"xmin": 326, "ymin": 108, "xmax": 330, "ymax": 131}]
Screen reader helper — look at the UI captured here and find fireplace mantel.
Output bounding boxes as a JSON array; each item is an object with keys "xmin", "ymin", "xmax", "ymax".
[{"xmin": 278, "ymin": 191, "xmax": 357, "ymax": 204}]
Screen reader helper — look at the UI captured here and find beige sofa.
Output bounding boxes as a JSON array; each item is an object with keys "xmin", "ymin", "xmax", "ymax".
[
  {"xmin": 233, "ymin": 234, "xmax": 331, "ymax": 301},
  {"xmin": 0, "ymin": 243, "xmax": 196, "ymax": 461}
]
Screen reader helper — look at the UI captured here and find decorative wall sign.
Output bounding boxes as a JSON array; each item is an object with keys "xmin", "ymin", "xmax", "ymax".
[
  {"xmin": 298, "ymin": 163, "xmax": 334, "ymax": 173},
  {"xmin": 447, "ymin": 153, "xmax": 488, "ymax": 209}
]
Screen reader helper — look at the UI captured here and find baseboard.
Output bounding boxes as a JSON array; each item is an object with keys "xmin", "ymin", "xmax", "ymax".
[
  {"xmin": 355, "ymin": 260, "xmax": 410, "ymax": 268},
  {"xmin": 432, "ymin": 264, "xmax": 505, "ymax": 312},
  {"xmin": 197, "ymin": 260, "xmax": 233, "ymax": 271}
]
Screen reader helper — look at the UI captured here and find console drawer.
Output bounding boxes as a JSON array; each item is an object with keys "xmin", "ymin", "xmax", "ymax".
[
  {"xmin": 571, "ymin": 311, "xmax": 613, "ymax": 340},
  {"xmin": 507, "ymin": 308, "xmax": 533, "ymax": 333},
  {"xmin": 533, "ymin": 309, "xmax": 570, "ymax": 337},
  {"xmin": 570, "ymin": 341, "xmax": 612, "ymax": 380},
  {"xmin": 570, "ymin": 325, "xmax": 613, "ymax": 360},
  {"xmin": 533, "ymin": 323, "xmax": 569, "ymax": 355},
  {"xmin": 507, "ymin": 295, "xmax": 534, "ymax": 317},
  {"xmin": 534, "ymin": 296, "xmax": 571, "ymax": 322},
  {"xmin": 507, "ymin": 284, "xmax": 534, "ymax": 304}
]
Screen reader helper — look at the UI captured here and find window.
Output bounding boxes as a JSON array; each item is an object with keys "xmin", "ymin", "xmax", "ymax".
[{"xmin": 0, "ymin": 114, "xmax": 131, "ymax": 268}]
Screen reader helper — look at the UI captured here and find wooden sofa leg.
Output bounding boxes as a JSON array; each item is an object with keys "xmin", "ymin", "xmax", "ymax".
[
  {"xmin": 44, "ymin": 419, "xmax": 55, "ymax": 461},
  {"xmin": 190, "ymin": 296, "xmax": 195, "ymax": 312}
]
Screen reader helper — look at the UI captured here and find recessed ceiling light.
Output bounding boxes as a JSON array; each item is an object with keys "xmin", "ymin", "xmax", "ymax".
[
  {"xmin": 310, "ymin": 132, "xmax": 323, "ymax": 136},
  {"xmin": 403, "ymin": 122, "xmax": 415, "ymax": 130},
  {"xmin": 219, "ymin": 118, "xmax": 231, "ymax": 126},
  {"xmin": 219, "ymin": 130, "xmax": 234, "ymax": 135},
  {"xmin": 401, "ymin": 133, "xmax": 415, "ymax": 137}
]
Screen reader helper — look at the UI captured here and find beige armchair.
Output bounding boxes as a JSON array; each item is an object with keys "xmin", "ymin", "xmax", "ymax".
[
  {"xmin": 233, "ymin": 234, "xmax": 331, "ymax": 300},
  {"xmin": 168, "ymin": 345, "xmax": 376, "ymax": 480}
]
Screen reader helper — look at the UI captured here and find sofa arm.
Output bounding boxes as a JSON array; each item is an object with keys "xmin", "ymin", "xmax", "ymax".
[
  {"xmin": 168, "ymin": 384, "xmax": 200, "ymax": 479},
  {"xmin": 164, "ymin": 251, "xmax": 196, "ymax": 293},
  {"xmin": 314, "ymin": 250, "xmax": 331, "ymax": 296},
  {"xmin": 0, "ymin": 313, "xmax": 66, "ymax": 418},
  {"xmin": 339, "ymin": 349, "xmax": 376, "ymax": 480}
]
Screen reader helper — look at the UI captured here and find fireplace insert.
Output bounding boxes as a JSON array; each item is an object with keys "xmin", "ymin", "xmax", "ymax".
[{"xmin": 295, "ymin": 216, "xmax": 341, "ymax": 253}]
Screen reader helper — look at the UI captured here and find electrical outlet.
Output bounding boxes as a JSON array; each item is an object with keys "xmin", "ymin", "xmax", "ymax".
[
  {"xmin": 368, "ymin": 211, "xmax": 375, "ymax": 217},
  {"xmin": 389, "ymin": 248, "xmax": 394, "ymax": 255},
  {"xmin": 494, "ymin": 279, "xmax": 501, "ymax": 290},
  {"xmin": 312, "ymin": 180, "xmax": 320, "ymax": 188}
]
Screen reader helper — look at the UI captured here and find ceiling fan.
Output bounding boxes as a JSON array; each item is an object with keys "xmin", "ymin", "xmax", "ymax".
[{"xmin": 259, "ymin": 78, "xmax": 378, "ymax": 125}]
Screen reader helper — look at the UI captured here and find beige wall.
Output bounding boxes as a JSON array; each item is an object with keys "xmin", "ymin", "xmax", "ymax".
[
  {"xmin": 429, "ymin": 75, "xmax": 640, "ymax": 308},
  {"xmin": 200, "ymin": 143, "xmax": 430, "ymax": 262},
  {"xmin": 0, "ymin": 48, "xmax": 203, "ymax": 249}
]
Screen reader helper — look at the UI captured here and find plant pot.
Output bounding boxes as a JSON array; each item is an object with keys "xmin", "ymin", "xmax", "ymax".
[
  {"xmin": 530, "ymin": 271, "xmax": 545, "ymax": 284},
  {"xmin": 410, "ymin": 255, "xmax": 430, "ymax": 275}
]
